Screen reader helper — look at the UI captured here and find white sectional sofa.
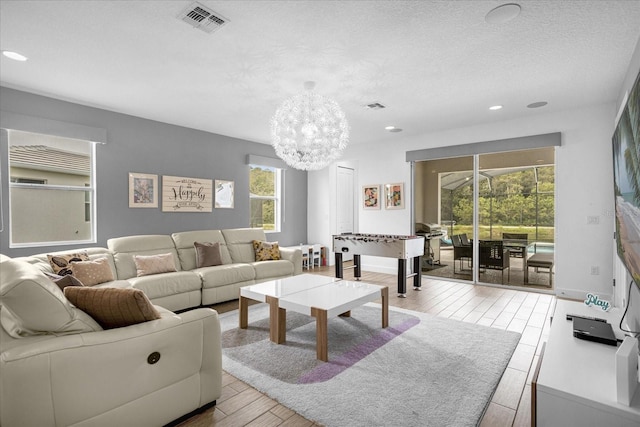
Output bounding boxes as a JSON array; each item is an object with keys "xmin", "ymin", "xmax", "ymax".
[
  {"xmin": 16, "ymin": 228, "xmax": 302, "ymax": 312},
  {"xmin": 0, "ymin": 228, "xmax": 301, "ymax": 426}
]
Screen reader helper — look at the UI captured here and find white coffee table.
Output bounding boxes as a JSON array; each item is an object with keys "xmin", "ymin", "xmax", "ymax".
[
  {"xmin": 239, "ymin": 274, "xmax": 339, "ymax": 342},
  {"xmin": 279, "ymin": 280, "xmax": 388, "ymax": 361},
  {"xmin": 239, "ymin": 274, "xmax": 388, "ymax": 361}
]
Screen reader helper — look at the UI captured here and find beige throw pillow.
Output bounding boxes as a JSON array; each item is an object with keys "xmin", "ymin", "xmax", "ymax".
[
  {"xmin": 64, "ymin": 287, "xmax": 161, "ymax": 329},
  {"xmin": 134, "ymin": 253, "xmax": 177, "ymax": 277},
  {"xmin": 47, "ymin": 251, "xmax": 90, "ymax": 276},
  {"xmin": 70, "ymin": 257, "xmax": 114, "ymax": 286},
  {"xmin": 252, "ymin": 240, "xmax": 281, "ymax": 261},
  {"xmin": 194, "ymin": 241, "xmax": 223, "ymax": 268}
]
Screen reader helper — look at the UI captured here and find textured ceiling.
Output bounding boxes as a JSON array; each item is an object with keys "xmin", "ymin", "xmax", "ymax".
[{"xmin": 1, "ymin": 0, "xmax": 640, "ymax": 146}]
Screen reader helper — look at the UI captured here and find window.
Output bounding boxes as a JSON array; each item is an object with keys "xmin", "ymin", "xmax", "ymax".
[
  {"xmin": 8, "ymin": 129, "xmax": 96, "ymax": 247},
  {"xmin": 249, "ymin": 164, "xmax": 281, "ymax": 232}
]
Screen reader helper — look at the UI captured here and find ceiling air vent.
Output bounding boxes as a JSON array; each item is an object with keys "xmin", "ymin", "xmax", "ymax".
[
  {"xmin": 178, "ymin": 2, "xmax": 229, "ymax": 34},
  {"xmin": 365, "ymin": 102, "xmax": 386, "ymax": 110}
]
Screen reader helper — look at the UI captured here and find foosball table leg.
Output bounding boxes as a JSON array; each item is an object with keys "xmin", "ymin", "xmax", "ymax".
[
  {"xmin": 397, "ymin": 258, "xmax": 407, "ymax": 297},
  {"xmin": 413, "ymin": 256, "xmax": 422, "ymax": 291},
  {"xmin": 354, "ymin": 254, "xmax": 361, "ymax": 281}
]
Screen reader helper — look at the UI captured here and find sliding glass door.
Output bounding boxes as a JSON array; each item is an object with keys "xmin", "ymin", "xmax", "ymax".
[
  {"xmin": 414, "ymin": 147, "xmax": 555, "ymax": 289},
  {"xmin": 415, "ymin": 155, "xmax": 476, "ymax": 282}
]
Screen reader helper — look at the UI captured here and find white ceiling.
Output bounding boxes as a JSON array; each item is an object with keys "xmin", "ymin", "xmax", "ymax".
[{"xmin": 1, "ymin": 0, "xmax": 640, "ymax": 147}]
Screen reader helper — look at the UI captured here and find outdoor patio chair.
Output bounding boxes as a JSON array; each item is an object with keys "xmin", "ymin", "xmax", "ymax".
[
  {"xmin": 502, "ymin": 232, "xmax": 528, "ymax": 257},
  {"xmin": 479, "ymin": 240, "xmax": 510, "ymax": 283},
  {"xmin": 452, "ymin": 234, "xmax": 472, "ymax": 274}
]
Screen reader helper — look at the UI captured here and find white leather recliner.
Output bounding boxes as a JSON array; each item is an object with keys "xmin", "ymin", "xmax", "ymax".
[{"xmin": 0, "ymin": 255, "xmax": 222, "ymax": 427}]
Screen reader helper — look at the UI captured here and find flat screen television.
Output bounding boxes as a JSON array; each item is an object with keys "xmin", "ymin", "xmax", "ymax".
[{"xmin": 612, "ymin": 70, "xmax": 640, "ymax": 290}]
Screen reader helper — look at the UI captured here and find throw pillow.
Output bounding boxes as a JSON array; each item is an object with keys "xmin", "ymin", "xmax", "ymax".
[
  {"xmin": 194, "ymin": 241, "xmax": 223, "ymax": 268},
  {"xmin": 44, "ymin": 271, "xmax": 85, "ymax": 290},
  {"xmin": 133, "ymin": 253, "xmax": 177, "ymax": 277},
  {"xmin": 64, "ymin": 287, "xmax": 161, "ymax": 329},
  {"xmin": 47, "ymin": 251, "xmax": 90, "ymax": 276},
  {"xmin": 70, "ymin": 257, "xmax": 115, "ymax": 286},
  {"xmin": 252, "ymin": 240, "xmax": 281, "ymax": 261}
]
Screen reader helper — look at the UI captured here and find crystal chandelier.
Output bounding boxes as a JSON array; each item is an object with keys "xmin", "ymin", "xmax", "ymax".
[{"xmin": 270, "ymin": 81, "xmax": 349, "ymax": 171}]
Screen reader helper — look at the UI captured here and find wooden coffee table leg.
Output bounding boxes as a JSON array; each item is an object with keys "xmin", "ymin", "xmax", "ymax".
[
  {"xmin": 239, "ymin": 295, "xmax": 249, "ymax": 329},
  {"xmin": 381, "ymin": 287, "xmax": 389, "ymax": 328},
  {"xmin": 266, "ymin": 296, "xmax": 286, "ymax": 344},
  {"xmin": 311, "ymin": 307, "xmax": 329, "ymax": 362}
]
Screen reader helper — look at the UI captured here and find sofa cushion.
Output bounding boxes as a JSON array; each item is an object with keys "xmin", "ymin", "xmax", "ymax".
[
  {"xmin": 47, "ymin": 251, "xmax": 89, "ymax": 276},
  {"xmin": 134, "ymin": 253, "xmax": 177, "ymax": 277},
  {"xmin": 64, "ymin": 287, "xmax": 161, "ymax": 329},
  {"xmin": 171, "ymin": 230, "xmax": 232, "ymax": 270},
  {"xmin": 70, "ymin": 257, "xmax": 115, "ymax": 286},
  {"xmin": 197, "ymin": 263, "xmax": 256, "ymax": 289},
  {"xmin": 194, "ymin": 242, "xmax": 223, "ymax": 268},
  {"xmin": 251, "ymin": 260, "xmax": 294, "ymax": 280},
  {"xmin": 127, "ymin": 271, "xmax": 202, "ymax": 300},
  {"xmin": 222, "ymin": 228, "xmax": 267, "ymax": 263},
  {"xmin": 0, "ymin": 259, "xmax": 102, "ymax": 338},
  {"xmin": 108, "ymin": 235, "xmax": 181, "ymax": 279}
]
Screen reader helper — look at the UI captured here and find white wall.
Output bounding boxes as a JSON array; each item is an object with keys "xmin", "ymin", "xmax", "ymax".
[{"xmin": 309, "ymin": 102, "xmax": 618, "ymax": 302}]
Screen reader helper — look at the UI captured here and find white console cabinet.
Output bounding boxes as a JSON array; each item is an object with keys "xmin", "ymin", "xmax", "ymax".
[{"xmin": 535, "ymin": 299, "xmax": 640, "ymax": 426}]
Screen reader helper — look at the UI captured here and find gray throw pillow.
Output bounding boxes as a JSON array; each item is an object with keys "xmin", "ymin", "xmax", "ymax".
[
  {"xmin": 194, "ymin": 241, "xmax": 223, "ymax": 268},
  {"xmin": 44, "ymin": 272, "xmax": 85, "ymax": 290}
]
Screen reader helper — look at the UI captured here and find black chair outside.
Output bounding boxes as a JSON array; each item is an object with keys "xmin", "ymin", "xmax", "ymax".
[
  {"xmin": 502, "ymin": 232, "xmax": 528, "ymax": 258},
  {"xmin": 452, "ymin": 234, "xmax": 472, "ymax": 274},
  {"xmin": 479, "ymin": 240, "xmax": 510, "ymax": 283}
]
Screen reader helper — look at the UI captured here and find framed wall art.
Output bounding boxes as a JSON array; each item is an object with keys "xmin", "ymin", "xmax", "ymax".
[
  {"xmin": 215, "ymin": 179, "xmax": 234, "ymax": 209},
  {"xmin": 162, "ymin": 175, "xmax": 213, "ymax": 212},
  {"xmin": 362, "ymin": 184, "xmax": 380, "ymax": 210},
  {"xmin": 384, "ymin": 182, "xmax": 404, "ymax": 210},
  {"xmin": 129, "ymin": 172, "xmax": 158, "ymax": 208}
]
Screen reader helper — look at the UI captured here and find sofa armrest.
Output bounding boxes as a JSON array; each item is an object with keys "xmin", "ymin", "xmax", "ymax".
[
  {"xmin": 279, "ymin": 247, "xmax": 303, "ymax": 275},
  {"xmin": 1, "ymin": 308, "xmax": 222, "ymax": 427}
]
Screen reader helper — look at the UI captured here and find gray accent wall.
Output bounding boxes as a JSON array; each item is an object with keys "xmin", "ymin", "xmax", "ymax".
[{"xmin": 0, "ymin": 87, "xmax": 307, "ymax": 257}]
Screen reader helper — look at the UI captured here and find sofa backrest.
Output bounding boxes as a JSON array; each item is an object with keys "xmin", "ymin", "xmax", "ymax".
[
  {"xmin": 0, "ymin": 258, "xmax": 102, "ymax": 338},
  {"xmin": 221, "ymin": 228, "xmax": 267, "ymax": 263},
  {"xmin": 171, "ymin": 230, "xmax": 233, "ymax": 270},
  {"xmin": 107, "ymin": 235, "xmax": 181, "ymax": 279}
]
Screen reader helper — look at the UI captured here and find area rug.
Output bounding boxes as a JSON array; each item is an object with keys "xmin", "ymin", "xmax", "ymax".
[{"xmin": 220, "ymin": 303, "xmax": 520, "ymax": 427}]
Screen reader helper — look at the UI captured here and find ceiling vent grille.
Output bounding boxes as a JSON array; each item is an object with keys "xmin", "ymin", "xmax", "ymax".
[
  {"xmin": 178, "ymin": 2, "xmax": 229, "ymax": 34},
  {"xmin": 365, "ymin": 102, "xmax": 386, "ymax": 110}
]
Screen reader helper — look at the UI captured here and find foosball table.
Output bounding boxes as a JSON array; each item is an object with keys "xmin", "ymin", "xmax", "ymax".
[{"xmin": 332, "ymin": 233, "xmax": 425, "ymax": 297}]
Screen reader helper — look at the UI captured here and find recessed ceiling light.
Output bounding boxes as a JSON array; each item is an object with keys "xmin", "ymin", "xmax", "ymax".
[
  {"xmin": 385, "ymin": 126, "xmax": 403, "ymax": 133},
  {"xmin": 489, "ymin": 105, "xmax": 503, "ymax": 111},
  {"xmin": 527, "ymin": 101, "xmax": 548, "ymax": 109},
  {"xmin": 2, "ymin": 50, "xmax": 28, "ymax": 61},
  {"xmin": 485, "ymin": 3, "xmax": 521, "ymax": 24}
]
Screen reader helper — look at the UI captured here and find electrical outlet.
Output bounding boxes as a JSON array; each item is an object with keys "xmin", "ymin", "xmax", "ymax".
[{"xmin": 591, "ymin": 266, "xmax": 600, "ymax": 275}]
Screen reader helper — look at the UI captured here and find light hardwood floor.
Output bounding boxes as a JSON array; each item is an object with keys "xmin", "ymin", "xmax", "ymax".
[{"xmin": 179, "ymin": 266, "xmax": 555, "ymax": 427}]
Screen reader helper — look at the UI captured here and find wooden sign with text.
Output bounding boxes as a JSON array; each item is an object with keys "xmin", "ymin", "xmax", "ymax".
[{"xmin": 162, "ymin": 175, "xmax": 212, "ymax": 212}]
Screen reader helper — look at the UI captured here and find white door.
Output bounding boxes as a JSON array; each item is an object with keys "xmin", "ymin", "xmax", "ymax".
[{"xmin": 336, "ymin": 166, "xmax": 355, "ymax": 261}]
